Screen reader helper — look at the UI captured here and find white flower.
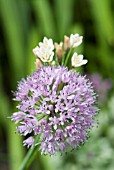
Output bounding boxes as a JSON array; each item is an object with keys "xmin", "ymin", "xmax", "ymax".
[
  {"xmin": 70, "ymin": 34, "xmax": 83, "ymax": 48},
  {"xmin": 32, "ymin": 46, "xmax": 39, "ymax": 56},
  {"xmin": 71, "ymin": 52, "xmax": 88, "ymax": 67},
  {"xmin": 33, "ymin": 37, "xmax": 54, "ymax": 62},
  {"xmin": 39, "ymin": 37, "xmax": 54, "ymax": 52}
]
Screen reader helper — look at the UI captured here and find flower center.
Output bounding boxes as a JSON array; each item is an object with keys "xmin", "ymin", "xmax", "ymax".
[{"xmin": 74, "ymin": 57, "xmax": 80, "ymax": 64}]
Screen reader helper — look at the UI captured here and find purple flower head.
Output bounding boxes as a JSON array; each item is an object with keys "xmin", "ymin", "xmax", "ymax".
[
  {"xmin": 11, "ymin": 66, "xmax": 98, "ymax": 155},
  {"xmin": 88, "ymin": 73, "xmax": 112, "ymax": 103}
]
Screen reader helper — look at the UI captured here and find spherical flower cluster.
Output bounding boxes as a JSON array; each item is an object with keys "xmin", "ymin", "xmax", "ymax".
[{"xmin": 11, "ymin": 66, "xmax": 98, "ymax": 155}]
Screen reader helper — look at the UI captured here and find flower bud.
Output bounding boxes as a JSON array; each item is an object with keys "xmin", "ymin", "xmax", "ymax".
[
  {"xmin": 64, "ymin": 35, "xmax": 70, "ymax": 50},
  {"xmin": 55, "ymin": 42, "xmax": 65, "ymax": 59},
  {"xmin": 35, "ymin": 58, "xmax": 42, "ymax": 69}
]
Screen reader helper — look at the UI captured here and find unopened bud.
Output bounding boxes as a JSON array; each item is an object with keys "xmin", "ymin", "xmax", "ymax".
[
  {"xmin": 35, "ymin": 58, "xmax": 42, "ymax": 69},
  {"xmin": 55, "ymin": 42, "xmax": 65, "ymax": 60},
  {"xmin": 51, "ymin": 61, "xmax": 56, "ymax": 66},
  {"xmin": 64, "ymin": 35, "xmax": 70, "ymax": 50}
]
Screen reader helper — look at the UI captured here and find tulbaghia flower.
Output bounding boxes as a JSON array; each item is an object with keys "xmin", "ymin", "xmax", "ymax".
[
  {"xmin": 11, "ymin": 66, "xmax": 98, "ymax": 155},
  {"xmin": 33, "ymin": 37, "xmax": 54, "ymax": 62},
  {"xmin": 71, "ymin": 52, "xmax": 88, "ymax": 67},
  {"xmin": 70, "ymin": 34, "xmax": 83, "ymax": 48}
]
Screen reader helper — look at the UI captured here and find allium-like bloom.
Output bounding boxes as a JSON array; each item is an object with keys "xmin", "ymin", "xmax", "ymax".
[
  {"xmin": 11, "ymin": 66, "xmax": 98, "ymax": 155},
  {"xmin": 88, "ymin": 73, "xmax": 112, "ymax": 103}
]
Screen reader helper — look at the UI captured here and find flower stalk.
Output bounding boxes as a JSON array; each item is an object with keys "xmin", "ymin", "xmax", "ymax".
[
  {"xmin": 18, "ymin": 135, "xmax": 39, "ymax": 170},
  {"xmin": 64, "ymin": 48, "xmax": 72, "ymax": 66}
]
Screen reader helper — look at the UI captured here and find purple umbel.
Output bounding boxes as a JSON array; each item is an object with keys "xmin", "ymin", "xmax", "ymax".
[
  {"xmin": 11, "ymin": 66, "xmax": 98, "ymax": 155},
  {"xmin": 88, "ymin": 73, "xmax": 112, "ymax": 103}
]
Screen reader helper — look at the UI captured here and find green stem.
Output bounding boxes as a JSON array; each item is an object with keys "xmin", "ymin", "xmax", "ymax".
[
  {"xmin": 55, "ymin": 55, "xmax": 59, "ymax": 66},
  {"xmin": 64, "ymin": 48, "xmax": 72, "ymax": 66},
  {"xmin": 61, "ymin": 53, "xmax": 66, "ymax": 65},
  {"xmin": 18, "ymin": 135, "xmax": 40, "ymax": 170}
]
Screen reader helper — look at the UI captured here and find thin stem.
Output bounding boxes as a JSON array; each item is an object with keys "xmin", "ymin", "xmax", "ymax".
[
  {"xmin": 61, "ymin": 53, "xmax": 66, "ymax": 65},
  {"xmin": 55, "ymin": 54, "xmax": 59, "ymax": 66},
  {"xmin": 18, "ymin": 135, "xmax": 40, "ymax": 170},
  {"xmin": 64, "ymin": 48, "xmax": 72, "ymax": 66}
]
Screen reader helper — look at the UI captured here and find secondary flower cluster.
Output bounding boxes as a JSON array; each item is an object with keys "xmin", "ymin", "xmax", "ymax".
[
  {"xmin": 11, "ymin": 66, "xmax": 98, "ymax": 155},
  {"xmin": 88, "ymin": 73, "xmax": 112, "ymax": 104},
  {"xmin": 33, "ymin": 33, "xmax": 87, "ymax": 69}
]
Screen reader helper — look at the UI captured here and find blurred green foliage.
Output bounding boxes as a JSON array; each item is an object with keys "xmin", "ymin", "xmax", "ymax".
[{"xmin": 0, "ymin": 0, "xmax": 114, "ymax": 170}]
